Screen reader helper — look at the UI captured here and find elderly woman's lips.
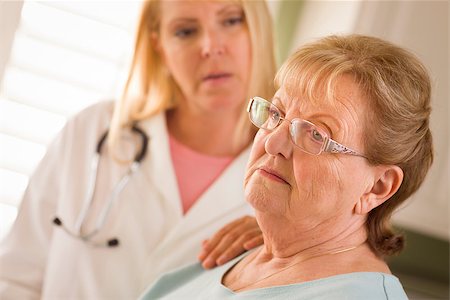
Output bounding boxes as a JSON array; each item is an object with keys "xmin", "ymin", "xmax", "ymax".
[{"xmin": 258, "ymin": 168, "xmax": 289, "ymax": 185}]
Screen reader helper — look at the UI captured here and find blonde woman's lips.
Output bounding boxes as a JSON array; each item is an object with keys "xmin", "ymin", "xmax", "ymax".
[{"xmin": 202, "ymin": 72, "xmax": 232, "ymax": 83}]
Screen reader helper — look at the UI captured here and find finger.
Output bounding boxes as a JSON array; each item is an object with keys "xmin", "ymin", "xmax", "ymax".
[
  {"xmin": 200, "ymin": 216, "xmax": 258, "ymax": 268},
  {"xmin": 198, "ymin": 229, "xmax": 233, "ymax": 263},
  {"xmin": 197, "ymin": 240, "xmax": 210, "ymax": 261},
  {"xmin": 201, "ymin": 230, "xmax": 241, "ymax": 269},
  {"xmin": 215, "ymin": 243, "xmax": 245, "ymax": 266},
  {"xmin": 209, "ymin": 231, "xmax": 259, "ymax": 267},
  {"xmin": 205, "ymin": 217, "xmax": 243, "ymax": 250},
  {"xmin": 199, "ymin": 216, "xmax": 251, "ymax": 263},
  {"xmin": 216, "ymin": 230, "xmax": 262, "ymax": 265},
  {"xmin": 243, "ymin": 234, "xmax": 264, "ymax": 250}
]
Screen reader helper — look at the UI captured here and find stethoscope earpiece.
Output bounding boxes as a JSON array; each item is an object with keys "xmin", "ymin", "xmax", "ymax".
[{"xmin": 52, "ymin": 124, "xmax": 148, "ymax": 248}]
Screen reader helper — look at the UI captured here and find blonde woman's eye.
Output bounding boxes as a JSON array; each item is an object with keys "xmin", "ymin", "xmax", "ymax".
[
  {"xmin": 224, "ymin": 16, "xmax": 244, "ymax": 26},
  {"xmin": 175, "ymin": 27, "xmax": 197, "ymax": 38}
]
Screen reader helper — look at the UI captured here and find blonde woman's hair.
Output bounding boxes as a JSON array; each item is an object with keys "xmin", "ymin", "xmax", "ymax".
[
  {"xmin": 109, "ymin": 0, "xmax": 276, "ymax": 153},
  {"xmin": 276, "ymin": 34, "xmax": 433, "ymax": 256}
]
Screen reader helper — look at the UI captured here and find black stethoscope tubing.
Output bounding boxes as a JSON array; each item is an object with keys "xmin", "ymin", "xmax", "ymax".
[{"xmin": 53, "ymin": 124, "xmax": 148, "ymax": 247}]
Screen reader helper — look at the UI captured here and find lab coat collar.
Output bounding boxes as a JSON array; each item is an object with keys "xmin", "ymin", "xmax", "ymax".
[
  {"xmin": 137, "ymin": 111, "xmax": 252, "ymax": 253},
  {"xmin": 138, "ymin": 132, "xmax": 251, "ymax": 291},
  {"xmin": 158, "ymin": 145, "xmax": 251, "ymax": 246},
  {"xmin": 137, "ymin": 112, "xmax": 252, "ymax": 227},
  {"xmin": 180, "ymin": 146, "xmax": 251, "ymax": 232},
  {"xmin": 139, "ymin": 112, "xmax": 183, "ymax": 217}
]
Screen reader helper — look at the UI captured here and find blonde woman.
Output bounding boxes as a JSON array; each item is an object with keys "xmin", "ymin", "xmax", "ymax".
[{"xmin": 0, "ymin": 0, "xmax": 276, "ymax": 299}]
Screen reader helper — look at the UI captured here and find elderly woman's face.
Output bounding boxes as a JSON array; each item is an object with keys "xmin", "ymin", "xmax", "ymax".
[{"xmin": 244, "ymin": 75, "xmax": 374, "ymax": 227}]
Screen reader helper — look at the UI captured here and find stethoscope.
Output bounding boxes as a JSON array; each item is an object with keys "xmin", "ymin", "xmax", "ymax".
[{"xmin": 52, "ymin": 124, "xmax": 148, "ymax": 248}]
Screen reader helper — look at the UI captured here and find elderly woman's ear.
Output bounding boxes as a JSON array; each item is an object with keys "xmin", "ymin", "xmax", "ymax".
[{"xmin": 354, "ymin": 165, "xmax": 404, "ymax": 215}]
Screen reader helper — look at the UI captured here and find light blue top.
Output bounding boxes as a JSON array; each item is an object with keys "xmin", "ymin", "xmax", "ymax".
[{"xmin": 140, "ymin": 252, "xmax": 408, "ymax": 300}]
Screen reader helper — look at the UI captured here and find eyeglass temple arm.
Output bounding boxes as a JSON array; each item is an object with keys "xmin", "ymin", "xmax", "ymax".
[
  {"xmin": 246, "ymin": 98, "xmax": 254, "ymax": 112},
  {"xmin": 324, "ymin": 138, "xmax": 366, "ymax": 157}
]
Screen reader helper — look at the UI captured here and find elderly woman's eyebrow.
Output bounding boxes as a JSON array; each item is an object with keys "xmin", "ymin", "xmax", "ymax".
[
  {"xmin": 311, "ymin": 113, "xmax": 340, "ymax": 127},
  {"xmin": 271, "ymin": 96, "xmax": 283, "ymax": 105},
  {"xmin": 309, "ymin": 113, "xmax": 341, "ymax": 136},
  {"xmin": 269, "ymin": 97, "xmax": 286, "ymax": 113}
]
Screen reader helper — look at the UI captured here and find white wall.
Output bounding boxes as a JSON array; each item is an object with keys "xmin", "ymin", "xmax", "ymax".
[
  {"xmin": 0, "ymin": 2, "xmax": 23, "ymax": 82},
  {"xmin": 354, "ymin": 1, "xmax": 449, "ymax": 241},
  {"xmin": 291, "ymin": 1, "xmax": 362, "ymax": 52},
  {"xmin": 290, "ymin": 1, "xmax": 449, "ymax": 240}
]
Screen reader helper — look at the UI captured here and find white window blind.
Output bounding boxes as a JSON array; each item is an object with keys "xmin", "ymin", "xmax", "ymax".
[{"xmin": 0, "ymin": 1, "xmax": 142, "ymax": 239}]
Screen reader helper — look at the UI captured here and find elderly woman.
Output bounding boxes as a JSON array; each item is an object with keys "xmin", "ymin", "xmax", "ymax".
[{"xmin": 140, "ymin": 34, "xmax": 433, "ymax": 299}]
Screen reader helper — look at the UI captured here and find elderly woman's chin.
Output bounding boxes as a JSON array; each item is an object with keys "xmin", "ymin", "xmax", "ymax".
[{"xmin": 244, "ymin": 172, "xmax": 290, "ymax": 214}]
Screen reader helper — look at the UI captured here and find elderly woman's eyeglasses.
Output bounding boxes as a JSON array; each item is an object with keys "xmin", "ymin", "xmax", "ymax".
[{"xmin": 247, "ymin": 97, "xmax": 367, "ymax": 158}]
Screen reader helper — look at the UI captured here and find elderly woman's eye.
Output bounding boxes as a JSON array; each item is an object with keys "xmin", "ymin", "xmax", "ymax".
[
  {"xmin": 269, "ymin": 108, "xmax": 280, "ymax": 120},
  {"xmin": 311, "ymin": 129, "xmax": 323, "ymax": 142}
]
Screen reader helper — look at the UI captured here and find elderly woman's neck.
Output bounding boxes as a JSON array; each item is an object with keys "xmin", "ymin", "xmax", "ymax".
[{"xmin": 257, "ymin": 214, "xmax": 368, "ymax": 259}]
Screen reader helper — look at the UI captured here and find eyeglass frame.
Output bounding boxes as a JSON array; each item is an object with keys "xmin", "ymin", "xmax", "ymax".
[{"xmin": 247, "ymin": 96, "xmax": 367, "ymax": 158}]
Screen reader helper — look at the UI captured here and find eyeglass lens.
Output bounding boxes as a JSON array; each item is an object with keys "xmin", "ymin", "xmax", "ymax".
[{"xmin": 248, "ymin": 97, "xmax": 327, "ymax": 155}]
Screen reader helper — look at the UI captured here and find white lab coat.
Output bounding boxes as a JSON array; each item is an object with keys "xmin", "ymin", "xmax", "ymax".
[{"xmin": 0, "ymin": 101, "xmax": 252, "ymax": 299}]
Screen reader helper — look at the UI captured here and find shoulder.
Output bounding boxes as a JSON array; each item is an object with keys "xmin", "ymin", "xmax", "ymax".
[
  {"xmin": 291, "ymin": 272, "xmax": 409, "ymax": 300},
  {"xmin": 47, "ymin": 100, "xmax": 115, "ymax": 156},
  {"xmin": 140, "ymin": 262, "xmax": 205, "ymax": 299},
  {"xmin": 70, "ymin": 100, "xmax": 115, "ymax": 125},
  {"xmin": 62, "ymin": 100, "xmax": 115, "ymax": 138},
  {"xmin": 243, "ymin": 272, "xmax": 408, "ymax": 300},
  {"xmin": 140, "ymin": 251, "xmax": 251, "ymax": 299}
]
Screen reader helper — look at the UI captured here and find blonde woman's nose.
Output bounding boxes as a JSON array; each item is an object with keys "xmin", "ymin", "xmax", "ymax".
[
  {"xmin": 200, "ymin": 30, "xmax": 224, "ymax": 58},
  {"xmin": 264, "ymin": 122, "xmax": 293, "ymax": 159}
]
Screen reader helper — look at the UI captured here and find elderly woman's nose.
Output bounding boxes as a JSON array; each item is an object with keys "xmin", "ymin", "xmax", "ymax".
[
  {"xmin": 200, "ymin": 30, "xmax": 225, "ymax": 58},
  {"xmin": 264, "ymin": 122, "xmax": 293, "ymax": 159}
]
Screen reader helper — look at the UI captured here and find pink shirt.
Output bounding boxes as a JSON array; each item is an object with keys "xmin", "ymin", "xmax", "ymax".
[{"xmin": 169, "ymin": 134, "xmax": 234, "ymax": 214}]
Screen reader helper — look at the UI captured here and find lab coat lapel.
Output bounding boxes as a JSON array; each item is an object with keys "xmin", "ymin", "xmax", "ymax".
[
  {"xmin": 138, "ymin": 135, "xmax": 252, "ymax": 291},
  {"xmin": 163, "ymin": 146, "xmax": 251, "ymax": 241},
  {"xmin": 139, "ymin": 113, "xmax": 183, "ymax": 217}
]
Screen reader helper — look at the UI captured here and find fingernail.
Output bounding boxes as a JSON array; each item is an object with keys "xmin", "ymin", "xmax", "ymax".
[
  {"xmin": 203, "ymin": 258, "xmax": 214, "ymax": 269},
  {"xmin": 216, "ymin": 255, "xmax": 226, "ymax": 265},
  {"xmin": 198, "ymin": 251, "xmax": 207, "ymax": 260}
]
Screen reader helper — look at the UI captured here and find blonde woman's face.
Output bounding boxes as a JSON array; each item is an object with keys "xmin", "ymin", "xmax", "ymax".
[{"xmin": 157, "ymin": 0, "xmax": 252, "ymax": 116}]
